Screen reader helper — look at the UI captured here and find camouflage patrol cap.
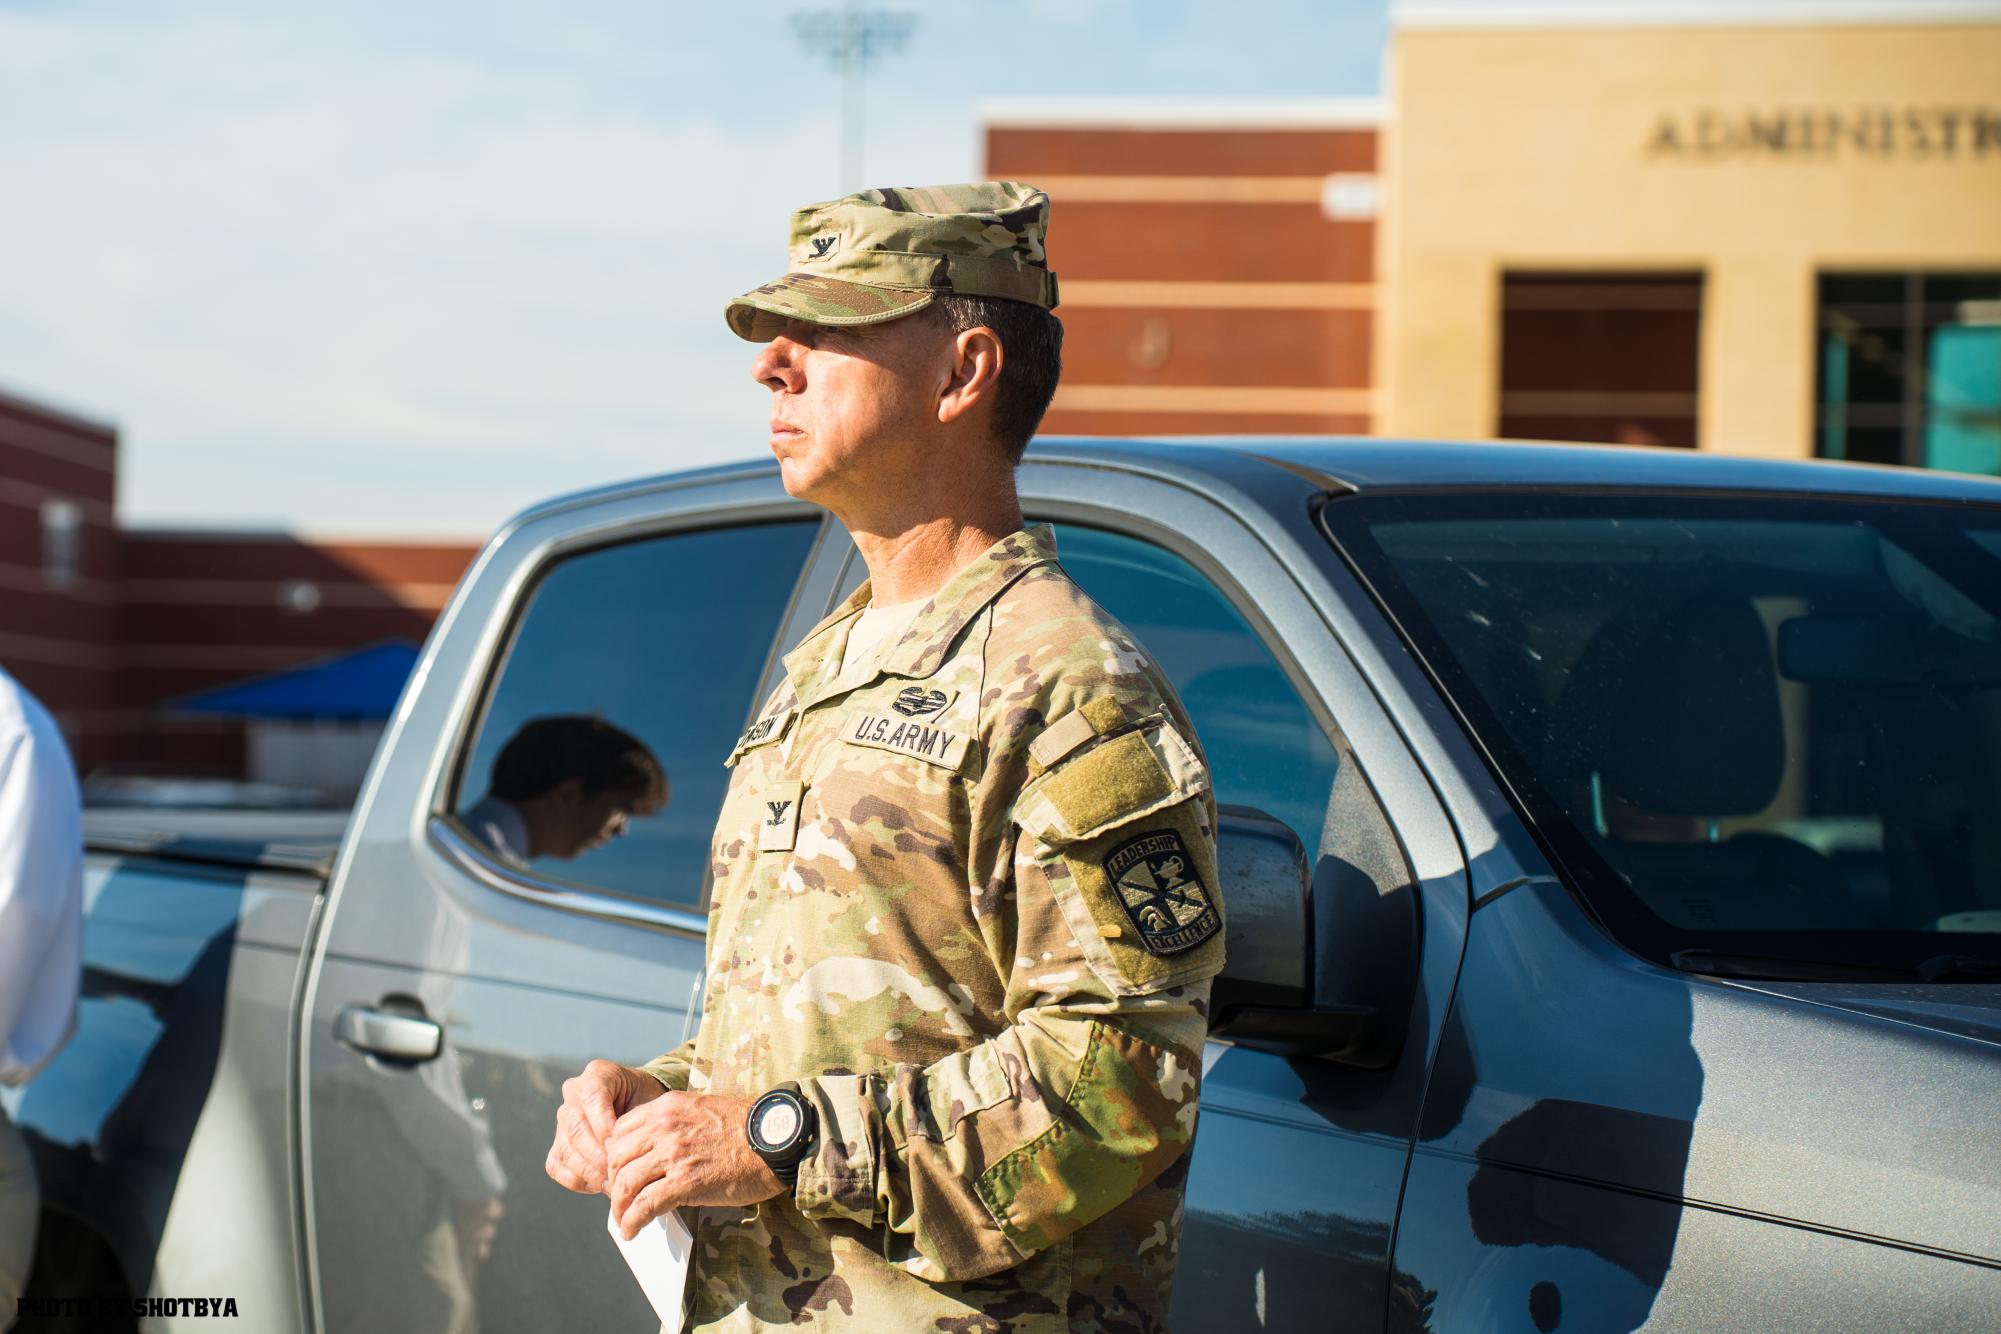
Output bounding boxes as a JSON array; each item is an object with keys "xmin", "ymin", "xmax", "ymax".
[{"xmin": 725, "ymin": 181, "xmax": 1059, "ymax": 342}]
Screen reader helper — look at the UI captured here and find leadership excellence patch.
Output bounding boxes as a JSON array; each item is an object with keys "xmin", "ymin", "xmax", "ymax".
[{"xmin": 1102, "ymin": 829, "xmax": 1220, "ymax": 956}]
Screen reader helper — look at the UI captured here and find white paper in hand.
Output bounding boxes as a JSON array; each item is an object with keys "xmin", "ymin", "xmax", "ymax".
[{"xmin": 607, "ymin": 1204, "xmax": 692, "ymax": 1334}]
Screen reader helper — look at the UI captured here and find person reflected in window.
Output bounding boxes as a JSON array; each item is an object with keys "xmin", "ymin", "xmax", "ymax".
[{"xmin": 461, "ymin": 716, "xmax": 667, "ymax": 868}]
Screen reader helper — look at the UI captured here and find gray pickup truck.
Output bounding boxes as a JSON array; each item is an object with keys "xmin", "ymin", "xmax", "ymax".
[{"xmin": 15, "ymin": 439, "xmax": 2001, "ymax": 1332}]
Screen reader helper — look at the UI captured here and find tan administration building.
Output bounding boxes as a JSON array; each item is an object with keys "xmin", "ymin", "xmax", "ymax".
[{"xmin": 988, "ymin": 1, "xmax": 2001, "ymax": 474}]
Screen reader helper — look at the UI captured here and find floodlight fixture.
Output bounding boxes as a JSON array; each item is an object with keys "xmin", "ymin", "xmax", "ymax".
[{"xmin": 789, "ymin": 5, "xmax": 919, "ymax": 187}]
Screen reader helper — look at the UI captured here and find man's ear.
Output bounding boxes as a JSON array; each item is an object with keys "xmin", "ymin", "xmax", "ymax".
[
  {"xmin": 552, "ymin": 776, "xmax": 586, "ymax": 808},
  {"xmin": 937, "ymin": 326, "xmax": 1003, "ymax": 426}
]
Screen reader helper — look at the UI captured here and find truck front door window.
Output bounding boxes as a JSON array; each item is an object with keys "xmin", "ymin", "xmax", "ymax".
[
  {"xmin": 453, "ymin": 520, "xmax": 820, "ymax": 907},
  {"xmin": 1327, "ymin": 494, "xmax": 2001, "ymax": 977}
]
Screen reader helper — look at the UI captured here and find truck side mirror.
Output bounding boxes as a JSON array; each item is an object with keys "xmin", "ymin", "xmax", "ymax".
[
  {"xmin": 1208, "ymin": 806, "xmax": 1311, "ymax": 1015},
  {"xmin": 1207, "ymin": 765, "xmax": 1420, "ymax": 1067}
]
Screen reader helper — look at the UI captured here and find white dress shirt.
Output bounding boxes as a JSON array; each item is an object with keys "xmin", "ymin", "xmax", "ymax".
[
  {"xmin": 0, "ymin": 668, "xmax": 84, "ymax": 1087},
  {"xmin": 462, "ymin": 793, "xmax": 531, "ymax": 869}
]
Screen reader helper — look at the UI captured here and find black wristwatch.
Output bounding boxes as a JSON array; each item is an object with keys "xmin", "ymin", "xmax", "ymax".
[{"xmin": 745, "ymin": 1082, "xmax": 818, "ymax": 1189}]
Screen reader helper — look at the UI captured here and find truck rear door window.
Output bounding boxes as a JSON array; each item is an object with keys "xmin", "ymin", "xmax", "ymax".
[{"xmin": 452, "ymin": 520, "xmax": 819, "ymax": 907}]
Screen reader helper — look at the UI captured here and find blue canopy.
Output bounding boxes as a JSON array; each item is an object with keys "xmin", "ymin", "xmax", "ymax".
[{"xmin": 170, "ymin": 640, "xmax": 420, "ymax": 721}]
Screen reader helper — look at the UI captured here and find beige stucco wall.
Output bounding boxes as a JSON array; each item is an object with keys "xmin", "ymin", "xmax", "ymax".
[{"xmin": 1379, "ymin": 20, "xmax": 2001, "ymax": 455}]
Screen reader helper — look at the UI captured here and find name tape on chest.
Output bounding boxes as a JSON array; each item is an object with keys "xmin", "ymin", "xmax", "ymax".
[
  {"xmin": 728, "ymin": 707, "xmax": 795, "ymax": 765},
  {"xmin": 845, "ymin": 709, "xmax": 971, "ymax": 770}
]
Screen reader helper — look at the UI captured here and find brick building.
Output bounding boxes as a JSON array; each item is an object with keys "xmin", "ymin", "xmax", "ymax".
[
  {"xmin": 988, "ymin": 4, "xmax": 2001, "ymax": 470},
  {"xmin": 985, "ymin": 99, "xmax": 1382, "ymax": 438},
  {"xmin": 1, "ymin": 383, "xmax": 475, "ymax": 789},
  {"xmin": 2, "ymin": 388, "xmax": 122, "ymax": 774}
]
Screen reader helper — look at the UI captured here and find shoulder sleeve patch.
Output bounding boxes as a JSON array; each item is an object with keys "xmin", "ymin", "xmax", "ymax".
[
  {"xmin": 1033, "ymin": 798, "xmax": 1227, "ymax": 996},
  {"xmin": 1101, "ymin": 827, "xmax": 1221, "ymax": 957}
]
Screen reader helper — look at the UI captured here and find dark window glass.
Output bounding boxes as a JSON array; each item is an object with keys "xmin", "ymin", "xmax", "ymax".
[
  {"xmin": 1828, "ymin": 425, "xmax": 1904, "ymax": 469},
  {"xmin": 453, "ymin": 521, "xmax": 818, "ymax": 906},
  {"xmin": 1498, "ymin": 271, "xmax": 1702, "ymax": 449},
  {"xmin": 1327, "ymin": 493, "xmax": 2001, "ymax": 976},
  {"xmin": 1816, "ymin": 271, "xmax": 2001, "ymax": 474},
  {"xmin": 1820, "ymin": 274, "xmax": 1904, "ymax": 308},
  {"xmin": 1928, "ymin": 274, "xmax": 2001, "ymax": 307},
  {"xmin": 1050, "ymin": 523, "xmax": 1339, "ymax": 852}
]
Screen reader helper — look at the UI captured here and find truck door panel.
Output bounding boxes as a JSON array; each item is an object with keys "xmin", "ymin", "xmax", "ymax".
[
  {"xmin": 13, "ymin": 854, "xmax": 318, "ymax": 1330},
  {"xmin": 301, "ymin": 481, "xmax": 828, "ymax": 1333}
]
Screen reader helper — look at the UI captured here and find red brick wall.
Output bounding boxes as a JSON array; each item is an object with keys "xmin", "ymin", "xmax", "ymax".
[
  {"xmin": 985, "ymin": 118, "xmax": 1380, "ymax": 437},
  {"xmin": 1, "ymin": 385, "xmax": 480, "ymax": 782},
  {"xmin": 111, "ymin": 533, "xmax": 477, "ymax": 777},
  {"xmin": 987, "ymin": 126, "xmax": 1376, "ymax": 178},
  {"xmin": 0, "ymin": 389, "xmax": 120, "ymax": 772}
]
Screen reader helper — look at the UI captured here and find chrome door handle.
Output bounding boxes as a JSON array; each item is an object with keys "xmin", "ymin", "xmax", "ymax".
[{"xmin": 335, "ymin": 1004, "xmax": 443, "ymax": 1062}]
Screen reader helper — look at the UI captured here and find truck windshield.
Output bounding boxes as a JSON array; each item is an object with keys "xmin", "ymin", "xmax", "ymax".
[{"xmin": 1325, "ymin": 491, "xmax": 2001, "ymax": 977}]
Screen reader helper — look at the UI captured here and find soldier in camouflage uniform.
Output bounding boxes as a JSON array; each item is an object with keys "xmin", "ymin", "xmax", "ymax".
[{"xmin": 546, "ymin": 183, "xmax": 1224, "ymax": 1332}]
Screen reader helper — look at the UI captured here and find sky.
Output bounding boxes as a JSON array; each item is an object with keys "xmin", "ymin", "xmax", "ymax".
[
  {"xmin": 0, "ymin": 0, "xmax": 1389, "ymax": 537},
  {"xmin": 2, "ymin": 0, "xmax": 1875, "ymax": 537}
]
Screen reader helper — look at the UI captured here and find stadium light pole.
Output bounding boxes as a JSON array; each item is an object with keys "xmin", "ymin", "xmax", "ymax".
[{"xmin": 788, "ymin": 4, "xmax": 918, "ymax": 189}]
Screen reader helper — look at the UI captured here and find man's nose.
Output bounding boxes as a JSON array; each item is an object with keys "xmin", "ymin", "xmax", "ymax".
[{"xmin": 752, "ymin": 336, "xmax": 805, "ymax": 392}]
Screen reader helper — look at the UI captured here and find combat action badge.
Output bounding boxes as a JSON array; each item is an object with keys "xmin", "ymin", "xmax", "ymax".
[{"xmin": 1102, "ymin": 829, "xmax": 1220, "ymax": 956}]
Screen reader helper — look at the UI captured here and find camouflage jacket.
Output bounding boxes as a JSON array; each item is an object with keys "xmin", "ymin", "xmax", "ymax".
[{"xmin": 643, "ymin": 525, "xmax": 1224, "ymax": 1332}]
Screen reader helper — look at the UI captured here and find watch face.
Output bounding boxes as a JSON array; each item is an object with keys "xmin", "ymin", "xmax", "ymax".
[{"xmin": 754, "ymin": 1098, "xmax": 801, "ymax": 1151}]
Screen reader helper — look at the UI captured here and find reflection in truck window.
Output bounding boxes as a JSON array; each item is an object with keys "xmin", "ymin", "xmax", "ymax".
[
  {"xmin": 461, "ymin": 715, "xmax": 668, "ymax": 868},
  {"xmin": 454, "ymin": 520, "xmax": 820, "ymax": 907}
]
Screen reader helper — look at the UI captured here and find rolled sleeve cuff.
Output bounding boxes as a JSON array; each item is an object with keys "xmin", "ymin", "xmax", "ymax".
[
  {"xmin": 794, "ymin": 1073, "xmax": 879, "ymax": 1226},
  {"xmin": 637, "ymin": 1062, "xmax": 687, "ymax": 1092}
]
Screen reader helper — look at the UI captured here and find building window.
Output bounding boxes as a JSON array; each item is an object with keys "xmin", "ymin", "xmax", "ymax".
[
  {"xmin": 40, "ymin": 499, "xmax": 81, "ymax": 589},
  {"xmin": 1817, "ymin": 272, "xmax": 2001, "ymax": 475},
  {"xmin": 278, "ymin": 580, "xmax": 323, "ymax": 615},
  {"xmin": 1498, "ymin": 271, "xmax": 1703, "ymax": 448}
]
